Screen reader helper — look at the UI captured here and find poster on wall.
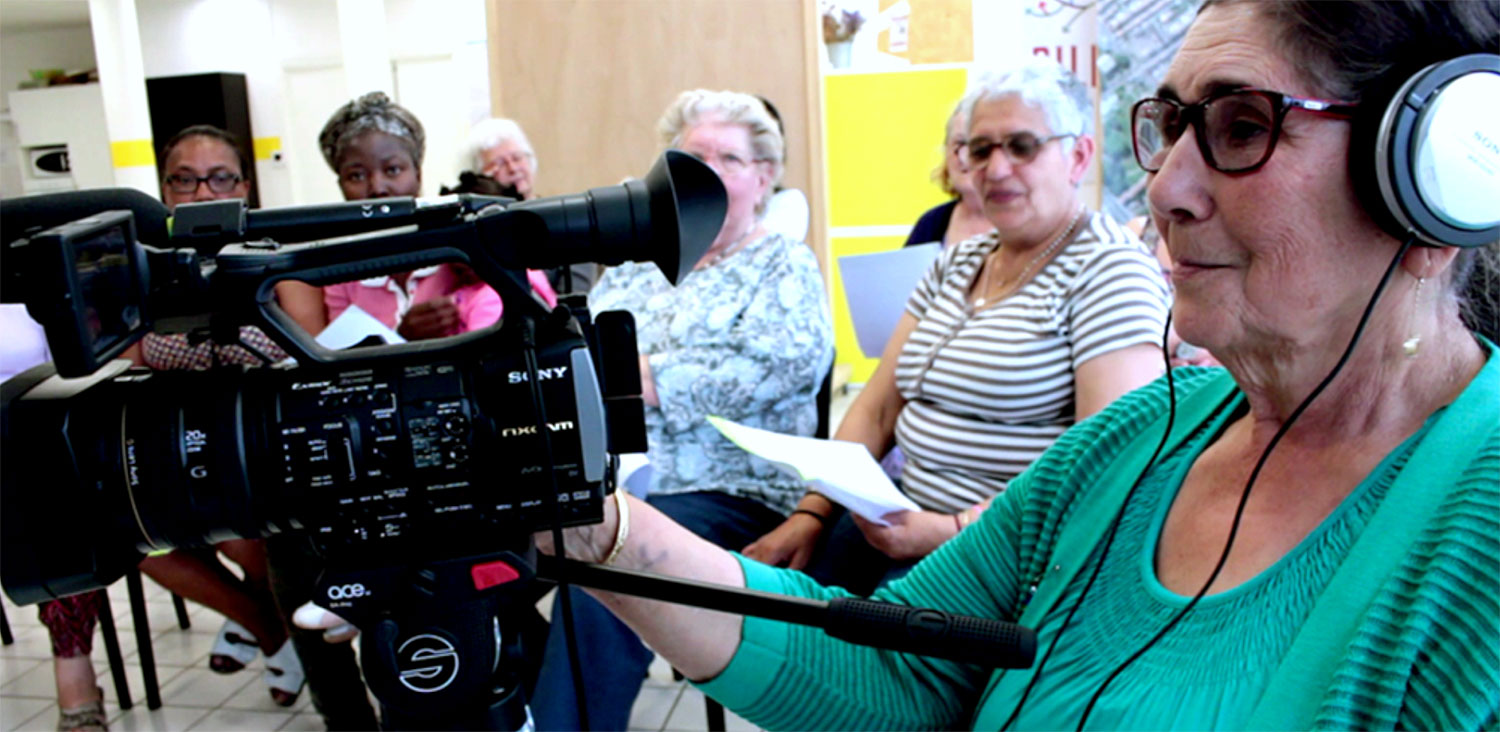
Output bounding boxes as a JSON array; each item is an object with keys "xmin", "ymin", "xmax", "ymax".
[{"xmin": 820, "ymin": 0, "xmax": 973, "ymax": 71}]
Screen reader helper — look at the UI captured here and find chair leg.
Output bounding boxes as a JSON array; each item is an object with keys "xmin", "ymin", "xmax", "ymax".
[
  {"xmin": 97, "ymin": 594, "xmax": 133, "ymax": 710},
  {"xmin": 705, "ymin": 697, "xmax": 727, "ymax": 732},
  {"xmin": 171, "ymin": 594, "xmax": 191, "ymax": 630},
  {"xmin": 0, "ymin": 600, "xmax": 13, "ymax": 645},
  {"xmin": 125, "ymin": 570, "xmax": 162, "ymax": 710}
]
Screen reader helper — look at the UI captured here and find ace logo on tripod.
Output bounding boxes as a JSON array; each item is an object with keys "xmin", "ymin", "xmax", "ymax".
[{"xmin": 397, "ymin": 634, "xmax": 461, "ymax": 693}]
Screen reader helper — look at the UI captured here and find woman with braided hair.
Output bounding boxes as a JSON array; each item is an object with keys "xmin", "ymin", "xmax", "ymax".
[{"xmin": 311, "ymin": 92, "xmax": 555, "ymax": 340}]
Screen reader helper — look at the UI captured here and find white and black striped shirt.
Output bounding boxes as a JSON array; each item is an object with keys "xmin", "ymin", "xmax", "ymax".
[{"xmin": 892, "ymin": 211, "xmax": 1169, "ymax": 512}]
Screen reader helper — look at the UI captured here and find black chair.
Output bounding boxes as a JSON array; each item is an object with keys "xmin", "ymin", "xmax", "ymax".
[
  {"xmin": 101, "ymin": 569, "xmax": 193, "ymax": 710},
  {"xmin": 1, "ymin": 576, "xmax": 185, "ymax": 711},
  {"xmin": 815, "ymin": 354, "xmax": 836, "ymax": 440},
  {"xmin": 0, "ymin": 600, "xmax": 12, "ymax": 645}
]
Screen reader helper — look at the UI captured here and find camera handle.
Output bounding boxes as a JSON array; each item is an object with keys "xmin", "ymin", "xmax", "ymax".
[{"xmin": 327, "ymin": 547, "xmax": 1036, "ymax": 731}]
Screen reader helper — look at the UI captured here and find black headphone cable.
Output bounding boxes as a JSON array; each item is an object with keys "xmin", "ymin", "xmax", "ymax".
[
  {"xmin": 997, "ymin": 311, "xmax": 1180, "ymax": 731},
  {"xmin": 1070, "ymin": 235, "xmax": 1416, "ymax": 730}
]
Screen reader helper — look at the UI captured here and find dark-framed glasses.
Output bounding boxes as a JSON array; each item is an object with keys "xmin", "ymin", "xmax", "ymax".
[
  {"xmin": 1131, "ymin": 88, "xmax": 1357, "ymax": 174},
  {"xmin": 164, "ymin": 171, "xmax": 243, "ymax": 194},
  {"xmin": 960, "ymin": 132, "xmax": 1076, "ymax": 168}
]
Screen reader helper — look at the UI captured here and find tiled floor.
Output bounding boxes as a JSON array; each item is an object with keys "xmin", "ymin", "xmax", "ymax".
[
  {"xmin": 1, "ymin": 389, "xmax": 858, "ymax": 731},
  {"xmin": 1, "ymin": 578, "xmax": 759, "ymax": 732},
  {"xmin": 0, "ymin": 578, "xmax": 319, "ymax": 732}
]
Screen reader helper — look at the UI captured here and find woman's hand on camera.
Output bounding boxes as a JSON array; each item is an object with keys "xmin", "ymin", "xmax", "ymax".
[
  {"xmin": 852, "ymin": 509, "xmax": 954, "ymax": 561},
  {"xmin": 292, "ymin": 602, "xmax": 359, "ymax": 644},
  {"xmin": 398, "ymin": 297, "xmax": 460, "ymax": 340},
  {"xmin": 743, "ymin": 516, "xmax": 821, "ymax": 569}
]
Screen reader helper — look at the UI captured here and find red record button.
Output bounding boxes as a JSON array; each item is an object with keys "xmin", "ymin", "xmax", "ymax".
[{"xmin": 470, "ymin": 560, "xmax": 521, "ymax": 590}]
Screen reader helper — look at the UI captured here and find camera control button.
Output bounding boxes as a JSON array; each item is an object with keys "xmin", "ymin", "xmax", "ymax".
[
  {"xmin": 470, "ymin": 560, "xmax": 520, "ymax": 590},
  {"xmin": 443, "ymin": 415, "xmax": 469, "ymax": 435},
  {"xmin": 447, "ymin": 445, "xmax": 469, "ymax": 464}
]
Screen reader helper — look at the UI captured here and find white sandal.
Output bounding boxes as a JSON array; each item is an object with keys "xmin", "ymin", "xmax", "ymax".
[
  {"xmin": 262, "ymin": 639, "xmax": 306, "ymax": 707},
  {"xmin": 208, "ymin": 619, "xmax": 259, "ymax": 674}
]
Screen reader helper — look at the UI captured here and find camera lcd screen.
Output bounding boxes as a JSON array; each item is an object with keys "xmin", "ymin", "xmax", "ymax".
[{"xmin": 71, "ymin": 221, "xmax": 140, "ymax": 354}]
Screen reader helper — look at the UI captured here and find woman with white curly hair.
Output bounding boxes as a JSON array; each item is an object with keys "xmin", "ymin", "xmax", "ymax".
[
  {"xmin": 466, "ymin": 117, "xmax": 599, "ymax": 294},
  {"xmin": 528, "ymin": 88, "xmax": 834, "ymax": 731},
  {"xmin": 468, "ymin": 117, "xmax": 537, "ymax": 199}
]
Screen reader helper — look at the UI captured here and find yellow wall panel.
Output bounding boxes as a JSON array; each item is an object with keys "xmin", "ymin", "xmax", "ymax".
[
  {"xmin": 824, "ymin": 68, "xmax": 967, "ymax": 229},
  {"xmin": 830, "ymin": 234, "xmax": 911, "ymax": 384}
]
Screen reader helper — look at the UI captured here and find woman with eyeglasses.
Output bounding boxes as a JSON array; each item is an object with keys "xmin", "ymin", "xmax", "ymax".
[
  {"xmin": 497, "ymin": 2, "xmax": 1497, "ymax": 729},
  {"xmin": 465, "ymin": 118, "xmax": 599, "ymax": 295},
  {"xmin": 33, "ymin": 127, "xmax": 308, "ymax": 732},
  {"xmin": 902, "ymin": 100, "xmax": 994, "ymax": 249},
  {"xmin": 744, "ymin": 63, "xmax": 1170, "ymax": 593},
  {"xmin": 527, "ymin": 88, "xmax": 833, "ymax": 732}
]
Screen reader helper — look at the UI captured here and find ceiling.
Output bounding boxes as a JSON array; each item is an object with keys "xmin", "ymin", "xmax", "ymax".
[{"xmin": 0, "ymin": 1, "xmax": 91, "ymax": 33}]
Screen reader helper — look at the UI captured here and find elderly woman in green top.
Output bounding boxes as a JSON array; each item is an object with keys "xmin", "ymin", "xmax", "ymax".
[{"xmin": 304, "ymin": 1, "xmax": 1499, "ymax": 727}]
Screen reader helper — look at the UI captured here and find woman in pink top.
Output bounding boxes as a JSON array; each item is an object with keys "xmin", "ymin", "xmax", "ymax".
[{"xmin": 312, "ymin": 92, "xmax": 555, "ymax": 339}]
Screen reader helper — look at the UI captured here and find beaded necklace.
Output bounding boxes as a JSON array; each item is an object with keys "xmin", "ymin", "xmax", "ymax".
[{"xmin": 973, "ymin": 207, "xmax": 1085, "ymax": 308}]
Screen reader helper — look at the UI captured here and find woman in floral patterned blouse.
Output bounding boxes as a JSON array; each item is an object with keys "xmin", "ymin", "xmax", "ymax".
[{"xmin": 529, "ymin": 89, "xmax": 834, "ymax": 731}]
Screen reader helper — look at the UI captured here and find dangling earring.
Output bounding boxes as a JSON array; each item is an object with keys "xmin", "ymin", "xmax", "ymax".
[{"xmin": 1402, "ymin": 276, "xmax": 1425, "ymax": 358}]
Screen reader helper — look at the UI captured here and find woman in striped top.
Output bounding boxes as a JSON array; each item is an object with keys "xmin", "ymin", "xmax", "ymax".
[{"xmin": 745, "ymin": 63, "xmax": 1170, "ymax": 591}]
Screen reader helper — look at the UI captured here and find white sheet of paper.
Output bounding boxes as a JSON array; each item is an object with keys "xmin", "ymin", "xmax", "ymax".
[
  {"xmin": 838, "ymin": 243, "xmax": 940, "ymax": 357},
  {"xmin": 316, "ymin": 304, "xmax": 406, "ymax": 350},
  {"xmin": 707, "ymin": 416, "xmax": 919, "ymax": 525}
]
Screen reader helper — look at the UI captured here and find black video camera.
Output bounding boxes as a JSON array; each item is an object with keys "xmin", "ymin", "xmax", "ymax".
[{"xmin": 0, "ymin": 150, "xmax": 727, "ymax": 606}]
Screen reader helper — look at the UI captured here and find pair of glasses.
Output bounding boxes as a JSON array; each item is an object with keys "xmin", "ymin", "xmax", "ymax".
[
  {"xmin": 685, "ymin": 149, "xmax": 760, "ymax": 176},
  {"xmin": 484, "ymin": 152, "xmax": 532, "ymax": 172},
  {"xmin": 164, "ymin": 171, "xmax": 242, "ymax": 194},
  {"xmin": 959, "ymin": 132, "xmax": 1076, "ymax": 168},
  {"xmin": 1131, "ymin": 88, "xmax": 1357, "ymax": 173}
]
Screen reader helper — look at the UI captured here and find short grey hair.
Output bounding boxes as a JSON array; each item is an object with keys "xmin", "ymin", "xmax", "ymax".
[
  {"xmin": 961, "ymin": 62, "xmax": 1094, "ymax": 152},
  {"xmin": 657, "ymin": 89, "xmax": 785, "ymax": 196},
  {"xmin": 467, "ymin": 118, "xmax": 537, "ymax": 176}
]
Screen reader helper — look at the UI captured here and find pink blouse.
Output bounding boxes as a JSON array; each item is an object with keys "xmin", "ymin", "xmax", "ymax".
[{"xmin": 323, "ymin": 264, "xmax": 558, "ymax": 335}]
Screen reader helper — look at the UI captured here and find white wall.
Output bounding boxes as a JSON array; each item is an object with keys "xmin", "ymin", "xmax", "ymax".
[{"xmin": 269, "ymin": 0, "xmax": 340, "ymax": 67}]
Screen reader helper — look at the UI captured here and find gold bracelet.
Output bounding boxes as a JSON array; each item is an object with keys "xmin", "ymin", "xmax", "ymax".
[
  {"xmin": 956, "ymin": 508, "xmax": 973, "ymax": 530},
  {"xmin": 602, "ymin": 490, "xmax": 631, "ymax": 565}
]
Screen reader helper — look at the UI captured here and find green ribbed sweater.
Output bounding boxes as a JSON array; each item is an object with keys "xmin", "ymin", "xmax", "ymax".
[{"xmin": 698, "ymin": 359, "xmax": 1499, "ymax": 730}]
